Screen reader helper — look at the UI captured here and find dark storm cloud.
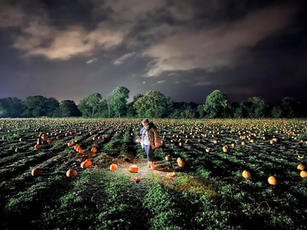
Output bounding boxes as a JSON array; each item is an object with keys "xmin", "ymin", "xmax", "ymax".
[
  {"xmin": 0, "ymin": 0, "xmax": 306, "ymax": 103},
  {"xmin": 0, "ymin": 0, "xmax": 127, "ymax": 60}
]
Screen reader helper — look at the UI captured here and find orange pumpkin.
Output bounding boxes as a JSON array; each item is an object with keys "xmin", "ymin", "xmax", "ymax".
[
  {"xmin": 268, "ymin": 176, "xmax": 277, "ymax": 185},
  {"xmin": 78, "ymin": 147, "xmax": 85, "ymax": 154},
  {"xmin": 110, "ymin": 164, "xmax": 118, "ymax": 171},
  {"xmin": 129, "ymin": 164, "xmax": 138, "ymax": 173},
  {"xmin": 300, "ymin": 171, "xmax": 307, "ymax": 179},
  {"xmin": 242, "ymin": 170, "xmax": 251, "ymax": 179},
  {"xmin": 31, "ymin": 168, "xmax": 42, "ymax": 176},
  {"xmin": 81, "ymin": 159, "xmax": 92, "ymax": 169},
  {"xmin": 34, "ymin": 144, "xmax": 40, "ymax": 150},
  {"xmin": 91, "ymin": 147, "xmax": 98, "ymax": 153},
  {"xmin": 74, "ymin": 145, "xmax": 81, "ymax": 151},
  {"xmin": 297, "ymin": 164, "xmax": 305, "ymax": 171},
  {"xmin": 66, "ymin": 169, "xmax": 77, "ymax": 178}
]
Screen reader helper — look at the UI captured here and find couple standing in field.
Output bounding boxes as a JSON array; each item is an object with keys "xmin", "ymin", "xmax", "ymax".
[{"xmin": 137, "ymin": 118, "xmax": 162, "ymax": 170}]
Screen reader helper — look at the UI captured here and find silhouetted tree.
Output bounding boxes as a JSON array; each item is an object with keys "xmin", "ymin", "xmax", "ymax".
[
  {"xmin": 23, "ymin": 96, "xmax": 59, "ymax": 117},
  {"xmin": 126, "ymin": 94, "xmax": 143, "ymax": 117},
  {"xmin": 247, "ymin": 97, "xmax": 267, "ymax": 118},
  {"xmin": 203, "ymin": 90, "xmax": 229, "ymax": 118},
  {"xmin": 54, "ymin": 100, "xmax": 81, "ymax": 117},
  {"xmin": 133, "ymin": 90, "xmax": 173, "ymax": 118},
  {"xmin": 108, "ymin": 86, "xmax": 130, "ymax": 118},
  {"xmin": 0, "ymin": 97, "xmax": 25, "ymax": 118},
  {"xmin": 78, "ymin": 93, "xmax": 107, "ymax": 117}
]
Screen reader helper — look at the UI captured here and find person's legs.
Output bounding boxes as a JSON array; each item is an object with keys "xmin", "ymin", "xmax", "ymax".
[
  {"xmin": 145, "ymin": 145, "xmax": 154, "ymax": 169},
  {"xmin": 148, "ymin": 146, "xmax": 155, "ymax": 169}
]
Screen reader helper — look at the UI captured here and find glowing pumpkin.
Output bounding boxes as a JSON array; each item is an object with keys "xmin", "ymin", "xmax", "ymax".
[
  {"xmin": 66, "ymin": 169, "xmax": 77, "ymax": 178},
  {"xmin": 268, "ymin": 176, "xmax": 277, "ymax": 185},
  {"xmin": 242, "ymin": 170, "xmax": 251, "ymax": 179},
  {"xmin": 297, "ymin": 164, "xmax": 305, "ymax": 171},
  {"xmin": 300, "ymin": 171, "xmax": 307, "ymax": 179},
  {"xmin": 129, "ymin": 164, "xmax": 138, "ymax": 173},
  {"xmin": 110, "ymin": 164, "xmax": 118, "ymax": 171},
  {"xmin": 81, "ymin": 159, "xmax": 92, "ymax": 169}
]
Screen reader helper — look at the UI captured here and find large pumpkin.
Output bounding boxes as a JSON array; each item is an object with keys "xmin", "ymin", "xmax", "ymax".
[
  {"xmin": 66, "ymin": 169, "xmax": 77, "ymax": 178},
  {"xmin": 110, "ymin": 164, "xmax": 118, "ymax": 171},
  {"xmin": 81, "ymin": 159, "xmax": 92, "ymax": 169},
  {"xmin": 300, "ymin": 171, "xmax": 307, "ymax": 179},
  {"xmin": 268, "ymin": 176, "xmax": 277, "ymax": 185},
  {"xmin": 297, "ymin": 164, "xmax": 305, "ymax": 171},
  {"xmin": 129, "ymin": 164, "xmax": 138, "ymax": 173}
]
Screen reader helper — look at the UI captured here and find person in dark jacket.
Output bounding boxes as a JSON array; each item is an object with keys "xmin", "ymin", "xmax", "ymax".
[{"xmin": 137, "ymin": 118, "xmax": 161, "ymax": 169}]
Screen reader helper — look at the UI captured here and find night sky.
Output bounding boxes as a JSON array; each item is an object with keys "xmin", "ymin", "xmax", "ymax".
[{"xmin": 0, "ymin": 0, "xmax": 306, "ymax": 104}]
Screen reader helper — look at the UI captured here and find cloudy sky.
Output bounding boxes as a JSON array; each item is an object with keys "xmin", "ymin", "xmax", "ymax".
[{"xmin": 0, "ymin": 0, "xmax": 306, "ymax": 104}]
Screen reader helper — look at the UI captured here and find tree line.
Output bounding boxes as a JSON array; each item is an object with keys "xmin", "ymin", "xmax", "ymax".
[{"xmin": 0, "ymin": 87, "xmax": 306, "ymax": 118}]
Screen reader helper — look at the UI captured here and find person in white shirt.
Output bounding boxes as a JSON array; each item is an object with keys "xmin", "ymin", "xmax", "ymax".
[{"xmin": 137, "ymin": 118, "xmax": 162, "ymax": 169}]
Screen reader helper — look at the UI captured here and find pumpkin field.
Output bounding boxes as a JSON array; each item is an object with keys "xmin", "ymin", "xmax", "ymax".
[{"xmin": 0, "ymin": 118, "xmax": 306, "ymax": 230}]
